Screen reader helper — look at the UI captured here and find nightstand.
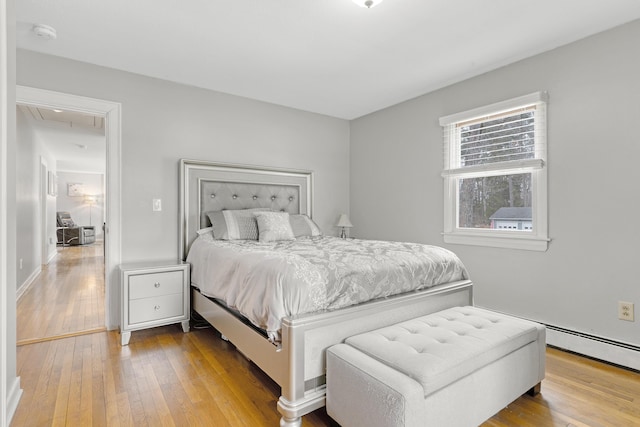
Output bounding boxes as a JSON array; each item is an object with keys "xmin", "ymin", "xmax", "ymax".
[{"xmin": 120, "ymin": 261, "xmax": 190, "ymax": 345}]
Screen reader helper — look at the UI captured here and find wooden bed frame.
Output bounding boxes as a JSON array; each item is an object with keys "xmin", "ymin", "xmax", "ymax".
[{"xmin": 179, "ymin": 159, "xmax": 473, "ymax": 427}]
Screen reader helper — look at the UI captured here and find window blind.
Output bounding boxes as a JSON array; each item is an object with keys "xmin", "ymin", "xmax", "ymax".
[
  {"xmin": 441, "ymin": 92, "xmax": 546, "ymax": 176},
  {"xmin": 459, "ymin": 107, "xmax": 536, "ymax": 167}
]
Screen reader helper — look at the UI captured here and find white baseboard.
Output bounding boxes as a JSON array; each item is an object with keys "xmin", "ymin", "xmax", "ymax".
[
  {"xmin": 5, "ymin": 377, "xmax": 22, "ymax": 426},
  {"xmin": 476, "ymin": 306, "xmax": 639, "ymax": 371},
  {"xmin": 16, "ymin": 266, "xmax": 41, "ymax": 301},
  {"xmin": 546, "ymin": 325, "xmax": 640, "ymax": 371}
]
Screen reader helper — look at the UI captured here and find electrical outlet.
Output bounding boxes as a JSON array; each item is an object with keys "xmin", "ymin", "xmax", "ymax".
[{"xmin": 618, "ymin": 301, "xmax": 634, "ymax": 322}]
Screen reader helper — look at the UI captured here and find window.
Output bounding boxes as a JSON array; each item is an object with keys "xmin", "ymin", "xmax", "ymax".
[{"xmin": 439, "ymin": 92, "xmax": 548, "ymax": 251}]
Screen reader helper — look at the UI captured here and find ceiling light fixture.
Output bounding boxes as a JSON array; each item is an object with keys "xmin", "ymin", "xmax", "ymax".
[
  {"xmin": 32, "ymin": 24, "xmax": 57, "ymax": 40},
  {"xmin": 352, "ymin": 0, "xmax": 383, "ymax": 8}
]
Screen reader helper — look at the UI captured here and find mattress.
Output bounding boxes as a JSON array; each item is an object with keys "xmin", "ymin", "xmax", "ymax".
[{"xmin": 187, "ymin": 234, "xmax": 469, "ymax": 341}]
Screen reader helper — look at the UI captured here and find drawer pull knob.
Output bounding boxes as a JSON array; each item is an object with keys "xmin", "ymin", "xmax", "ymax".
[
  {"xmin": 154, "ymin": 305, "xmax": 161, "ymax": 311},
  {"xmin": 154, "ymin": 282, "xmax": 160, "ymax": 288}
]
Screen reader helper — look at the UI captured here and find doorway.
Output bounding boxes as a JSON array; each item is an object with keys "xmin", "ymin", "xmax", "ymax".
[
  {"xmin": 17, "ymin": 108, "xmax": 107, "ymax": 343},
  {"xmin": 16, "ymin": 86, "xmax": 122, "ymax": 335}
]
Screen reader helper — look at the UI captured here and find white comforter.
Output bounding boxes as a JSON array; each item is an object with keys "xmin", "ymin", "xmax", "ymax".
[{"xmin": 187, "ymin": 234, "xmax": 468, "ymax": 341}]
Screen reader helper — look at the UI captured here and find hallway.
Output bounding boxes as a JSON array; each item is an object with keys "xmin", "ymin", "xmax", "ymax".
[{"xmin": 17, "ymin": 242, "xmax": 105, "ymax": 345}]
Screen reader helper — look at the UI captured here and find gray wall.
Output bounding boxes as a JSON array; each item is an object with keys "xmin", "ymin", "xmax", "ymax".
[
  {"xmin": 16, "ymin": 108, "xmax": 62, "ymax": 292},
  {"xmin": 15, "ymin": 108, "xmax": 39, "ymax": 288},
  {"xmin": 17, "ymin": 50, "xmax": 351, "ymax": 266},
  {"xmin": 350, "ymin": 20, "xmax": 640, "ymax": 346}
]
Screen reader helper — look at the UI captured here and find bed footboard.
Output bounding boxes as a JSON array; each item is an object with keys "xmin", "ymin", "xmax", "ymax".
[{"xmin": 278, "ymin": 279, "xmax": 473, "ymax": 425}]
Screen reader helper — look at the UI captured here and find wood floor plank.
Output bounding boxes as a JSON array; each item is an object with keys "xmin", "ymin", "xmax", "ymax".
[
  {"xmin": 102, "ymin": 333, "xmax": 129, "ymax": 427},
  {"xmin": 159, "ymin": 334, "xmax": 203, "ymax": 405},
  {"xmin": 143, "ymin": 364, "xmax": 176, "ymax": 427},
  {"xmin": 65, "ymin": 337, "xmax": 85, "ymax": 427},
  {"xmin": 32, "ymin": 340, "xmax": 61, "ymax": 425},
  {"xmin": 51, "ymin": 339, "xmax": 74, "ymax": 426}
]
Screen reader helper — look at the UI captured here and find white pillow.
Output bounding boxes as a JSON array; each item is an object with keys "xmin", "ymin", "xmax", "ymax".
[
  {"xmin": 207, "ymin": 208, "xmax": 270, "ymax": 240},
  {"xmin": 254, "ymin": 211, "xmax": 295, "ymax": 242},
  {"xmin": 196, "ymin": 226, "xmax": 213, "ymax": 236},
  {"xmin": 289, "ymin": 214, "xmax": 322, "ymax": 237}
]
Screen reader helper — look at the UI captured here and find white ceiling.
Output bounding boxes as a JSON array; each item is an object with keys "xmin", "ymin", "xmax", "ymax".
[
  {"xmin": 20, "ymin": 106, "xmax": 104, "ymax": 131},
  {"xmin": 18, "ymin": 105, "xmax": 106, "ymax": 173},
  {"xmin": 15, "ymin": 0, "xmax": 640, "ymax": 120}
]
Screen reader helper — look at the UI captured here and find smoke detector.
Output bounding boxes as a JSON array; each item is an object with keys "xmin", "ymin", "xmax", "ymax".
[{"xmin": 32, "ymin": 24, "xmax": 57, "ymax": 40}]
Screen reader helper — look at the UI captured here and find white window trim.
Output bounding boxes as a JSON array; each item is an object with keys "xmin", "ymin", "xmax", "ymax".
[{"xmin": 440, "ymin": 92, "xmax": 549, "ymax": 252}]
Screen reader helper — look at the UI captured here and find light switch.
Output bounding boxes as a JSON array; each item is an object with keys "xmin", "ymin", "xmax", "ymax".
[{"xmin": 153, "ymin": 199, "xmax": 162, "ymax": 211}]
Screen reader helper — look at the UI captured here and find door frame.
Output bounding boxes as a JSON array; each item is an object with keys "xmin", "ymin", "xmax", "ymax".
[
  {"xmin": 40, "ymin": 158, "xmax": 47, "ymax": 265},
  {"xmin": 16, "ymin": 86, "xmax": 122, "ymax": 329}
]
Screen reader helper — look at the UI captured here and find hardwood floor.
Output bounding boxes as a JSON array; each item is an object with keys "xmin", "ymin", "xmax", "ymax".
[
  {"xmin": 12, "ymin": 246, "xmax": 640, "ymax": 426},
  {"xmin": 16, "ymin": 242, "xmax": 105, "ymax": 344},
  {"xmin": 12, "ymin": 327, "xmax": 640, "ymax": 426}
]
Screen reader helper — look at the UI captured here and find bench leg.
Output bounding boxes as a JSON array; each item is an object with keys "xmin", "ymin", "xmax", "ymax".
[{"xmin": 527, "ymin": 382, "xmax": 542, "ymax": 396}]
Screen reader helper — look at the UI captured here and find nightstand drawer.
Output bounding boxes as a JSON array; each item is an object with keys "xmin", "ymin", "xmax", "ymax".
[
  {"xmin": 129, "ymin": 270, "xmax": 184, "ymax": 299},
  {"xmin": 129, "ymin": 294, "xmax": 184, "ymax": 324}
]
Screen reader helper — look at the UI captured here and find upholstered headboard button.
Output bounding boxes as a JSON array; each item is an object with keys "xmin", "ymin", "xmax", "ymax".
[
  {"xmin": 289, "ymin": 196, "xmax": 294, "ymax": 201},
  {"xmin": 271, "ymin": 196, "xmax": 276, "ymax": 201},
  {"xmin": 253, "ymin": 195, "xmax": 258, "ymax": 200},
  {"xmin": 232, "ymin": 195, "xmax": 238, "ymax": 199},
  {"xmin": 210, "ymin": 194, "xmax": 215, "ymax": 198}
]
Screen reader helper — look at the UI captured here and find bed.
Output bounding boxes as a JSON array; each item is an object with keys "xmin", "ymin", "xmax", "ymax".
[{"xmin": 179, "ymin": 159, "xmax": 473, "ymax": 427}]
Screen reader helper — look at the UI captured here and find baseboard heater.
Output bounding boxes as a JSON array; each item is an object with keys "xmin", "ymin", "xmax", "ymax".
[{"xmin": 544, "ymin": 323, "xmax": 640, "ymax": 372}]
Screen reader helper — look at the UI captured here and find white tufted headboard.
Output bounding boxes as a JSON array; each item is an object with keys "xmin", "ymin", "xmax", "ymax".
[{"xmin": 179, "ymin": 159, "xmax": 313, "ymax": 260}]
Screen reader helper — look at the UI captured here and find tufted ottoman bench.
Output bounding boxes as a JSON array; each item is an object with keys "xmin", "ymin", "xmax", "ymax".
[{"xmin": 326, "ymin": 306, "xmax": 545, "ymax": 427}]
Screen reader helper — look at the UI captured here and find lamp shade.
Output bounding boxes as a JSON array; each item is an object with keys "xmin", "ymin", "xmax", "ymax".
[{"xmin": 336, "ymin": 214, "xmax": 353, "ymax": 228}]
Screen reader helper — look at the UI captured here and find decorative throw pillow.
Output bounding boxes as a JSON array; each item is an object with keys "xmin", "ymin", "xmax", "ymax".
[
  {"xmin": 207, "ymin": 208, "xmax": 269, "ymax": 240},
  {"xmin": 289, "ymin": 214, "xmax": 322, "ymax": 237},
  {"xmin": 254, "ymin": 211, "xmax": 295, "ymax": 242},
  {"xmin": 196, "ymin": 227, "xmax": 213, "ymax": 236}
]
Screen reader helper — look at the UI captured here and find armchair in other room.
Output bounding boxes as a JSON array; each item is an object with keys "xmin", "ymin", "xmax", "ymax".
[{"xmin": 56, "ymin": 211, "xmax": 96, "ymax": 245}]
